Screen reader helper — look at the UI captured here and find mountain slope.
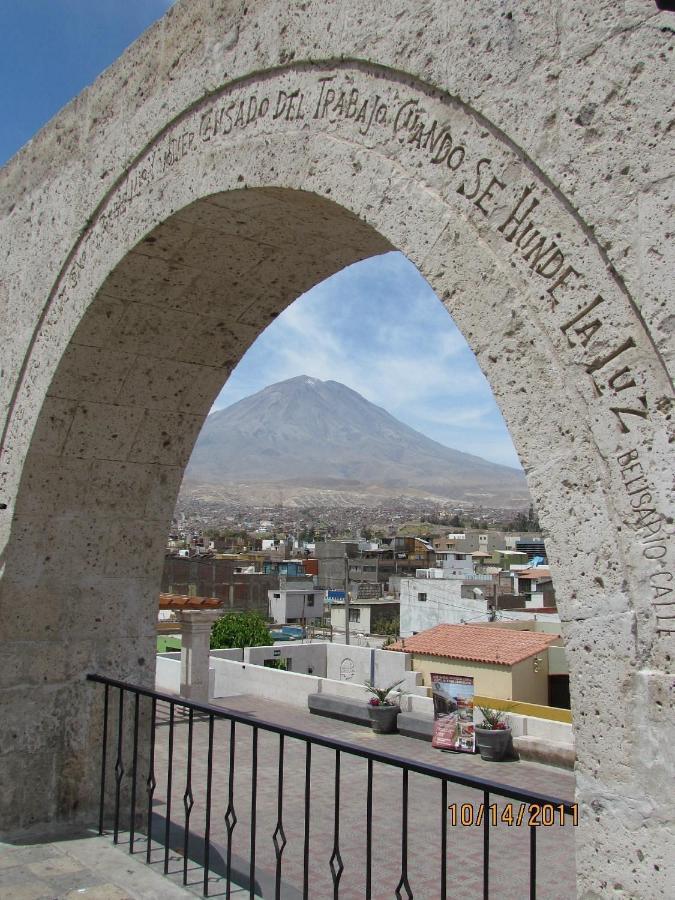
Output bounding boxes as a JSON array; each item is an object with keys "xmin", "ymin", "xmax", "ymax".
[{"xmin": 183, "ymin": 376, "xmax": 528, "ymax": 506}]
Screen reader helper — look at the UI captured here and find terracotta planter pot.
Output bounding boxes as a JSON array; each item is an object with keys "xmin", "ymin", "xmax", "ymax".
[
  {"xmin": 475, "ymin": 727, "xmax": 512, "ymax": 761},
  {"xmin": 368, "ymin": 704, "xmax": 399, "ymax": 734}
]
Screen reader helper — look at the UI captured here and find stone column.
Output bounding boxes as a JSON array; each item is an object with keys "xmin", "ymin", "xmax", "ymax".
[{"xmin": 177, "ymin": 610, "xmax": 220, "ymax": 703}]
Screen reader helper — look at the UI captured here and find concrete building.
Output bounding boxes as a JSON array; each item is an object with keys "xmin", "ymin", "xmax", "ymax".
[
  {"xmin": 433, "ymin": 530, "xmax": 542, "ymax": 555},
  {"xmin": 513, "ymin": 568, "xmax": 556, "ymax": 608},
  {"xmin": 329, "ymin": 597, "xmax": 399, "ymax": 636},
  {"xmin": 433, "ymin": 549, "xmax": 476, "ymax": 577},
  {"xmin": 162, "ymin": 554, "xmax": 278, "ymax": 614},
  {"xmin": 400, "ymin": 548, "xmax": 495, "ymax": 635},
  {"xmin": 315, "ymin": 539, "xmax": 396, "ymax": 593},
  {"xmin": 268, "ymin": 580, "xmax": 325, "ymax": 626},
  {"xmin": 262, "ymin": 559, "xmax": 307, "ymax": 578},
  {"xmin": 400, "ymin": 576, "xmax": 468, "ymax": 635}
]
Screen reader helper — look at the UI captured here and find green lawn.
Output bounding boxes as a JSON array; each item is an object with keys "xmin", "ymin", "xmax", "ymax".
[{"xmin": 157, "ymin": 636, "xmax": 182, "ymax": 652}]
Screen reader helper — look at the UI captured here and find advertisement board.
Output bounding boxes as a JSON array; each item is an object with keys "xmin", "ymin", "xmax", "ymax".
[{"xmin": 431, "ymin": 673, "xmax": 475, "ymax": 753}]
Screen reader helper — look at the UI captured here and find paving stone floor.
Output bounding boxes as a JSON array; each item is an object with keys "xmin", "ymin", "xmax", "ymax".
[{"xmin": 0, "ymin": 831, "xmax": 196, "ymax": 899}]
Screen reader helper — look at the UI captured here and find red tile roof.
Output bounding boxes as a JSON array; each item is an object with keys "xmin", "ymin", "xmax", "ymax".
[
  {"xmin": 517, "ymin": 569, "xmax": 551, "ymax": 580},
  {"xmin": 388, "ymin": 624, "xmax": 558, "ymax": 666},
  {"xmin": 159, "ymin": 593, "xmax": 223, "ymax": 610}
]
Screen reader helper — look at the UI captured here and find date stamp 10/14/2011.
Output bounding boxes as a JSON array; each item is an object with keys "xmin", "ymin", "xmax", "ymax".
[{"xmin": 448, "ymin": 803, "xmax": 578, "ymax": 828}]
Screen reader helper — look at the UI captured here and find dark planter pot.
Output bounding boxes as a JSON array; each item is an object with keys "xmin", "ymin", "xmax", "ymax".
[
  {"xmin": 475, "ymin": 727, "xmax": 512, "ymax": 761},
  {"xmin": 368, "ymin": 704, "xmax": 399, "ymax": 734}
]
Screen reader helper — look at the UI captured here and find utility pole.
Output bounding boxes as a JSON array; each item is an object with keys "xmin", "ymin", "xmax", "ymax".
[{"xmin": 344, "ymin": 552, "xmax": 350, "ymax": 645}]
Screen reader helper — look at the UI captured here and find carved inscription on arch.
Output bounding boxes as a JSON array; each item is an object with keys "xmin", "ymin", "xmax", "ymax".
[{"xmin": 33, "ymin": 63, "xmax": 675, "ymax": 636}]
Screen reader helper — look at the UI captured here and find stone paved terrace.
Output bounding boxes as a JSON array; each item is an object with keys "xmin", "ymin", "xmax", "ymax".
[
  {"xmin": 0, "ymin": 830, "xmax": 199, "ymax": 899},
  {"xmin": 144, "ymin": 694, "xmax": 577, "ymax": 899},
  {"xmin": 1, "ymin": 694, "xmax": 576, "ymax": 899}
]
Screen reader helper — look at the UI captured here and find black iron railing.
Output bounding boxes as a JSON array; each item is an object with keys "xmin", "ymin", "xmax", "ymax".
[{"xmin": 87, "ymin": 673, "xmax": 576, "ymax": 899}]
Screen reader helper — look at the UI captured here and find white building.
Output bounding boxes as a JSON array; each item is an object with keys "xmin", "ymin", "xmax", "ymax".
[
  {"xmin": 399, "ymin": 549, "xmax": 490, "ymax": 636},
  {"xmin": 268, "ymin": 582, "xmax": 325, "ymax": 625},
  {"xmin": 435, "ymin": 549, "xmax": 476, "ymax": 577},
  {"xmin": 329, "ymin": 597, "xmax": 399, "ymax": 636},
  {"xmin": 400, "ymin": 577, "xmax": 501, "ymax": 639}
]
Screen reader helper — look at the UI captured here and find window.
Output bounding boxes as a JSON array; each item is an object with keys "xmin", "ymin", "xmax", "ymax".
[
  {"xmin": 306, "ymin": 594, "xmax": 315, "ymax": 607},
  {"xmin": 418, "ymin": 592, "xmax": 427, "ymax": 602},
  {"xmin": 273, "ymin": 593, "xmax": 281, "ymax": 599},
  {"xmin": 349, "ymin": 608, "xmax": 361, "ymax": 622}
]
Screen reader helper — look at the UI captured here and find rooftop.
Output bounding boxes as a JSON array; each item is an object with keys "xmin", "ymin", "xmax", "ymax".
[
  {"xmin": 330, "ymin": 597, "xmax": 399, "ymax": 606},
  {"xmin": 159, "ymin": 592, "xmax": 222, "ymax": 609},
  {"xmin": 388, "ymin": 623, "xmax": 558, "ymax": 666},
  {"xmin": 517, "ymin": 569, "xmax": 552, "ymax": 580}
]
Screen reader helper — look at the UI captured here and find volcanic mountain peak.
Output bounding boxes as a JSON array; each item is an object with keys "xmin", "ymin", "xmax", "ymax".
[{"xmin": 185, "ymin": 376, "xmax": 528, "ymax": 506}]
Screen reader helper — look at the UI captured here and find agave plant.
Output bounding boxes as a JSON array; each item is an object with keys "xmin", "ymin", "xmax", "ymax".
[
  {"xmin": 364, "ymin": 678, "xmax": 406, "ymax": 707},
  {"xmin": 476, "ymin": 705, "xmax": 509, "ymax": 730}
]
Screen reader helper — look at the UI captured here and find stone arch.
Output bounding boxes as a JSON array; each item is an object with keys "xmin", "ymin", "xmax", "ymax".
[{"xmin": 0, "ymin": 11, "xmax": 673, "ymax": 898}]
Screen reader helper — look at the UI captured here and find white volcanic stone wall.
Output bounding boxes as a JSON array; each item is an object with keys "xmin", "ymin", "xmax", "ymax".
[{"xmin": 0, "ymin": 1, "xmax": 673, "ymax": 896}]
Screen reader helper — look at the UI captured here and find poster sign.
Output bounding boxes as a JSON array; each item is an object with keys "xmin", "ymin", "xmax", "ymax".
[{"xmin": 431, "ymin": 674, "xmax": 475, "ymax": 753}]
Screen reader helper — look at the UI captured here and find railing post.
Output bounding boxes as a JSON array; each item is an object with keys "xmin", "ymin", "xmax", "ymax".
[
  {"xmin": 249, "ymin": 726, "xmax": 258, "ymax": 900},
  {"xmin": 366, "ymin": 758, "xmax": 373, "ymax": 900},
  {"xmin": 302, "ymin": 741, "xmax": 311, "ymax": 900},
  {"xmin": 273, "ymin": 733, "xmax": 287, "ymax": 899},
  {"xmin": 329, "ymin": 750, "xmax": 344, "ymax": 898},
  {"xmin": 530, "ymin": 821, "xmax": 537, "ymax": 899},
  {"xmin": 224, "ymin": 719, "xmax": 237, "ymax": 899},
  {"xmin": 203, "ymin": 713, "xmax": 215, "ymax": 896},
  {"xmin": 183, "ymin": 707, "xmax": 195, "ymax": 885},
  {"xmin": 145, "ymin": 696, "xmax": 157, "ymax": 864},
  {"xmin": 129, "ymin": 692, "xmax": 140, "ymax": 853},
  {"xmin": 113, "ymin": 687, "xmax": 125, "ymax": 845},
  {"xmin": 97, "ymin": 682, "xmax": 109, "ymax": 835},
  {"xmin": 163, "ymin": 702, "xmax": 175, "ymax": 875},
  {"xmin": 441, "ymin": 779, "xmax": 447, "ymax": 900},
  {"xmin": 483, "ymin": 789, "xmax": 490, "ymax": 900}
]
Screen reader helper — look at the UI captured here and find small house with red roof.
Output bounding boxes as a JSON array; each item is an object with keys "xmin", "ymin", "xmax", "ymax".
[{"xmin": 387, "ymin": 623, "xmax": 561, "ymax": 705}]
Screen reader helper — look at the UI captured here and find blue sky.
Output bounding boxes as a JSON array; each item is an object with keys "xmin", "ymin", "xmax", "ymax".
[{"xmin": 1, "ymin": 2, "xmax": 521, "ymax": 469}]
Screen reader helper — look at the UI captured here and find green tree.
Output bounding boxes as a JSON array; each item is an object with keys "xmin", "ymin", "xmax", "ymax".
[
  {"xmin": 210, "ymin": 611, "xmax": 274, "ymax": 650},
  {"xmin": 372, "ymin": 614, "xmax": 400, "ymax": 636}
]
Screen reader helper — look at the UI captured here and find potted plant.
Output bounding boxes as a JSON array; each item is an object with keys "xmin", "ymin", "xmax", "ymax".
[
  {"xmin": 364, "ymin": 679, "xmax": 405, "ymax": 734},
  {"xmin": 475, "ymin": 706, "xmax": 512, "ymax": 761}
]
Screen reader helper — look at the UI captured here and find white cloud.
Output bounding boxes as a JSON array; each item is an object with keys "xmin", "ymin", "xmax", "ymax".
[{"xmin": 211, "ymin": 253, "xmax": 522, "ymax": 468}]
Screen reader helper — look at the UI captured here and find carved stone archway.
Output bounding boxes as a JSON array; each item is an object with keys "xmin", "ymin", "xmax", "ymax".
[{"xmin": 0, "ymin": 4, "xmax": 672, "ymax": 896}]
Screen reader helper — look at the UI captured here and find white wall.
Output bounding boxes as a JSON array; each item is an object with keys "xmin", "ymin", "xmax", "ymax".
[
  {"xmin": 210, "ymin": 655, "xmax": 423, "ymax": 706},
  {"xmin": 156, "ymin": 653, "xmax": 181, "ymax": 694},
  {"xmin": 242, "ymin": 642, "xmax": 417, "ymax": 688},
  {"xmin": 399, "ymin": 577, "xmax": 485, "ymax": 636},
  {"xmin": 157, "ymin": 639, "xmax": 426, "ymax": 707},
  {"xmin": 211, "ymin": 657, "xmax": 322, "ymax": 707},
  {"xmin": 324, "ymin": 643, "xmax": 422, "ymax": 693},
  {"xmin": 246, "ymin": 643, "xmax": 327, "ymax": 675},
  {"xmin": 210, "ymin": 648, "xmax": 244, "ymax": 661}
]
